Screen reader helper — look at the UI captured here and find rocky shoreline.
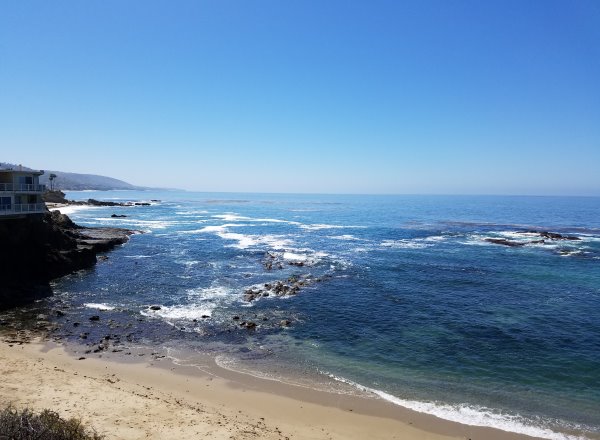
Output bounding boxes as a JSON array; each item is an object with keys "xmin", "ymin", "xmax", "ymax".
[
  {"xmin": 44, "ymin": 189, "xmax": 157, "ymax": 209},
  {"xmin": 0, "ymin": 210, "xmax": 136, "ymax": 310}
]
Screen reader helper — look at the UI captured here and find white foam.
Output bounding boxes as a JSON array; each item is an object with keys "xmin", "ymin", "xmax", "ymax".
[
  {"xmin": 83, "ymin": 303, "xmax": 115, "ymax": 311},
  {"xmin": 300, "ymin": 223, "xmax": 362, "ymax": 231},
  {"xmin": 144, "ymin": 304, "xmax": 213, "ymax": 320},
  {"xmin": 330, "ymin": 234, "xmax": 361, "ymax": 241},
  {"xmin": 423, "ymin": 235, "xmax": 447, "ymax": 242},
  {"xmin": 212, "ymin": 214, "xmax": 251, "ymax": 221},
  {"xmin": 141, "ymin": 286, "xmax": 233, "ymax": 321},
  {"xmin": 283, "ymin": 252, "xmax": 310, "ymax": 262},
  {"xmin": 51, "ymin": 205, "xmax": 98, "ymax": 215},
  {"xmin": 381, "ymin": 239, "xmax": 430, "ymax": 249},
  {"xmin": 192, "ymin": 223, "xmax": 293, "ymax": 250},
  {"xmin": 322, "ymin": 373, "xmax": 587, "ymax": 440}
]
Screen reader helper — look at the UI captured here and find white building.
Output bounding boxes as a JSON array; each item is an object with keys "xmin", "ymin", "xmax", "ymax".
[{"xmin": 0, "ymin": 164, "xmax": 46, "ymax": 218}]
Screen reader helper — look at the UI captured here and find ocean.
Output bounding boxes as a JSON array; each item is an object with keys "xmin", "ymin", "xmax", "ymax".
[{"xmin": 21, "ymin": 191, "xmax": 600, "ymax": 439}]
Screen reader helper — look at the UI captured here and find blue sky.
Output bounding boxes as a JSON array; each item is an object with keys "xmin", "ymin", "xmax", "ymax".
[{"xmin": 1, "ymin": 0, "xmax": 599, "ymax": 195}]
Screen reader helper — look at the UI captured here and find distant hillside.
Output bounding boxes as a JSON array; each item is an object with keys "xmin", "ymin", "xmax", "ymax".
[
  {"xmin": 39, "ymin": 170, "xmax": 146, "ymax": 191},
  {"xmin": 0, "ymin": 162, "xmax": 146, "ymax": 190}
]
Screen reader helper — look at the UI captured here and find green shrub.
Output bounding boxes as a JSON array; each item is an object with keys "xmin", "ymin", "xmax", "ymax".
[{"xmin": 0, "ymin": 405, "xmax": 103, "ymax": 440}]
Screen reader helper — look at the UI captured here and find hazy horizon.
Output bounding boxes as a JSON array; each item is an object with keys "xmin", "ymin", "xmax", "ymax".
[{"xmin": 1, "ymin": 1, "xmax": 599, "ymax": 196}]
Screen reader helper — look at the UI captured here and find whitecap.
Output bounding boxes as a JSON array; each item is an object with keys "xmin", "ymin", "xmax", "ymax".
[
  {"xmin": 143, "ymin": 304, "xmax": 213, "ymax": 320},
  {"xmin": 283, "ymin": 252, "xmax": 310, "ymax": 262},
  {"xmin": 300, "ymin": 224, "xmax": 363, "ymax": 231},
  {"xmin": 381, "ymin": 239, "xmax": 430, "ymax": 249},
  {"xmin": 83, "ymin": 303, "xmax": 115, "ymax": 311},
  {"xmin": 330, "ymin": 234, "xmax": 361, "ymax": 241}
]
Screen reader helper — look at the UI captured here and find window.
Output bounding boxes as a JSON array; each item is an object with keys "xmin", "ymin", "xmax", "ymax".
[{"xmin": 0, "ymin": 196, "xmax": 11, "ymax": 211}]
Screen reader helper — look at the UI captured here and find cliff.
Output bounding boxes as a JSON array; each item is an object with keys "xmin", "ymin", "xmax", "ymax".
[{"xmin": 0, "ymin": 211, "xmax": 134, "ymax": 309}]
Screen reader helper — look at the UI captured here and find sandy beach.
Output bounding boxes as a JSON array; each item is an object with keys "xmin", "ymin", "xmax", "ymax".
[{"xmin": 0, "ymin": 338, "xmax": 543, "ymax": 440}]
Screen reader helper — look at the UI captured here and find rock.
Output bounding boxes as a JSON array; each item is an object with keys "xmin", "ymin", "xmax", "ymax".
[
  {"xmin": 523, "ymin": 230, "xmax": 581, "ymax": 241},
  {"xmin": 201, "ymin": 315, "xmax": 210, "ymax": 319},
  {"xmin": 55, "ymin": 310, "xmax": 65, "ymax": 317},
  {"xmin": 484, "ymin": 238, "xmax": 525, "ymax": 247},
  {"xmin": 244, "ymin": 321, "xmax": 257, "ymax": 330},
  {"xmin": 111, "ymin": 214, "xmax": 128, "ymax": 218},
  {"xmin": 0, "ymin": 211, "xmax": 136, "ymax": 310},
  {"xmin": 89, "ymin": 315, "xmax": 100, "ymax": 321},
  {"xmin": 134, "ymin": 202, "xmax": 151, "ymax": 206},
  {"xmin": 280, "ymin": 320, "xmax": 292, "ymax": 327},
  {"xmin": 88, "ymin": 199, "xmax": 127, "ymax": 207},
  {"xmin": 78, "ymin": 357, "xmax": 86, "ymax": 360},
  {"xmin": 149, "ymin": 305, "xmax": 161, "ymax": 311},
  {"xmin": 73, "ymin": 322, "xmax": 80, "ymax": 327},
  {"xmin": 232, "ymin": 315, "xmax": 240, "ymax": 320}
]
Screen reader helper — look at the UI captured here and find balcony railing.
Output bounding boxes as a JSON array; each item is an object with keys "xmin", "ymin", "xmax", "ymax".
[
  {"xmin": 0, "ymin": 203, "xmax": 46, "ymax": 216},
  {"xmin": 0, "ymin": 183, "xmax": 46, "ymax": 192}
]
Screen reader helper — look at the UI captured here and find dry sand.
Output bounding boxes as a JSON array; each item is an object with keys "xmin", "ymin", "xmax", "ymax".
[{"xmin": 0, "ymin": 339, "xmax": 539, "ymax": 440}]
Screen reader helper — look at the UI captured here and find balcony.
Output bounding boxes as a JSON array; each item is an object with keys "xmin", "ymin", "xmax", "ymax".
[
  {"xmin": 0, "ymin": 183, "xmax": 46, "ymax": 192},
  {"xmin": 0, "ymin": 203, "xmax": 46, "ymax": 216}
]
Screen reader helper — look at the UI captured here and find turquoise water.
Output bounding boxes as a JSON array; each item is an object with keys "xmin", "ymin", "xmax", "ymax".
[{"xmin": 47, "ymin": 191, "xmax": 600, "ymax": 439}]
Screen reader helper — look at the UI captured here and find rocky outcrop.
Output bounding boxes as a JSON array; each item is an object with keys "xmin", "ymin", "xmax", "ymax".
[
  {"xmin": 485, "ymin": 230, "xmax": 581, "ymax": 248},
  {"xmin": 520, "ymin": 230, "xmax": 580, "ymax": 241},
  {"xmin": 0, "ymin": 211, "xmax": 135, "ymax": 309},
  {"xmin": 242, "ymin": 274, "xmax": 327, "ymax": 303},
  {"xmin": 484, "ymin": 238, "xmax": 526, "ymax": 247}
]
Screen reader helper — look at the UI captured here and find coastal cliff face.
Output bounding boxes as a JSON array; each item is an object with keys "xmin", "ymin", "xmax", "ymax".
[{"xmin": 0, "ymin": 211, "xmax": 133, "ymax": 309}]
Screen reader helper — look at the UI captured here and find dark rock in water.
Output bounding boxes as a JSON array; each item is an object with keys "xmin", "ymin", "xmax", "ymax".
[
  {"xmin": 280, "ymin": 320, "xmax": 292, "ymax": 327},
  {"xmin": 149, "ymin": 305, "xmax": 162, "ymax": 311},
  {"xmin": 98, "ymin": 255, "xmax": 109, "ymax": 261},
  {"xmin": 89, "ymin": 315, "xmax": 100, "ymax": 321},
  {"xmin": 134, "ymin": 202, "xmax": 151, "ymax": 206},
  {"xmin": 485, "ymin": 238, "xmax": 525, "ymax": 247},
  {"xmin": 244, "ymin": 321, "xmax": 257, "ymax": 330},
  {"xmin": 201, "ymin": 315, "xmax": 210, "ymax": 319},
  {"xmin": 111, "ymin": 214, "xmax": 128, "ymax": 218},
  {"xmin": 232, "ymin": 315, "xmax": 240, "ymax": 320},
  {"xmin": 88, "ymin": 199, "xmax": 127, "ymax": 207},
  {"xmin": 73, "ymin": 322, "xmax": 80, "ymax": 327},
  {"xmin": 522, "ymin": 230, "xmax": 581, "ymax": 241},
  {"xmin": 55, "ymin": 310, "xmax": 65, "ymax": 317}
]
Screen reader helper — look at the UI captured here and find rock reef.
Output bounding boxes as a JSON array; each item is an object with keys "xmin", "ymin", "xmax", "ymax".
[{"xmin": 485, "ymin": 230, "xmax": 581, "ymax": 247}]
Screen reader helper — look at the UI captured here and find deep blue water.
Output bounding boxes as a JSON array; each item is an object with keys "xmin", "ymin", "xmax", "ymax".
[{"xmin": 45, "ymin": 192, "xmax": 600, "ymax": 439}]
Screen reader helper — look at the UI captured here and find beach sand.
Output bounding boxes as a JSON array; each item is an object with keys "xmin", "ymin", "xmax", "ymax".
[{"xmin": 0, "ymin": 339, "xmax": 542, "ymax": 440}]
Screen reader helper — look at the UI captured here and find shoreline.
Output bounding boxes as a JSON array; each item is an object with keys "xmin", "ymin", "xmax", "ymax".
[{"xmin": 0, "ymin": 337, "xmax": 550, "ymax": 440}]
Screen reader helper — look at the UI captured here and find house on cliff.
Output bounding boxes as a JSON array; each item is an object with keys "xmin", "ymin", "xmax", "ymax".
[{"xmin": 0, "ymin": 164, "xmax": 46, "ymax": 218}]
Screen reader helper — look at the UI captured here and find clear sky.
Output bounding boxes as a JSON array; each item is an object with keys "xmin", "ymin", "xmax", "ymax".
[{"xmin": 1, "ymin": 0, "xmax": 599, "ymax": 195}]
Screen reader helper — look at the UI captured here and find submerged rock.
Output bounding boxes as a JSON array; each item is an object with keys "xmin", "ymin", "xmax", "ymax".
[{"xmin": 485, "ymin": 238, "xmax": 525, "ymax": 247}]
